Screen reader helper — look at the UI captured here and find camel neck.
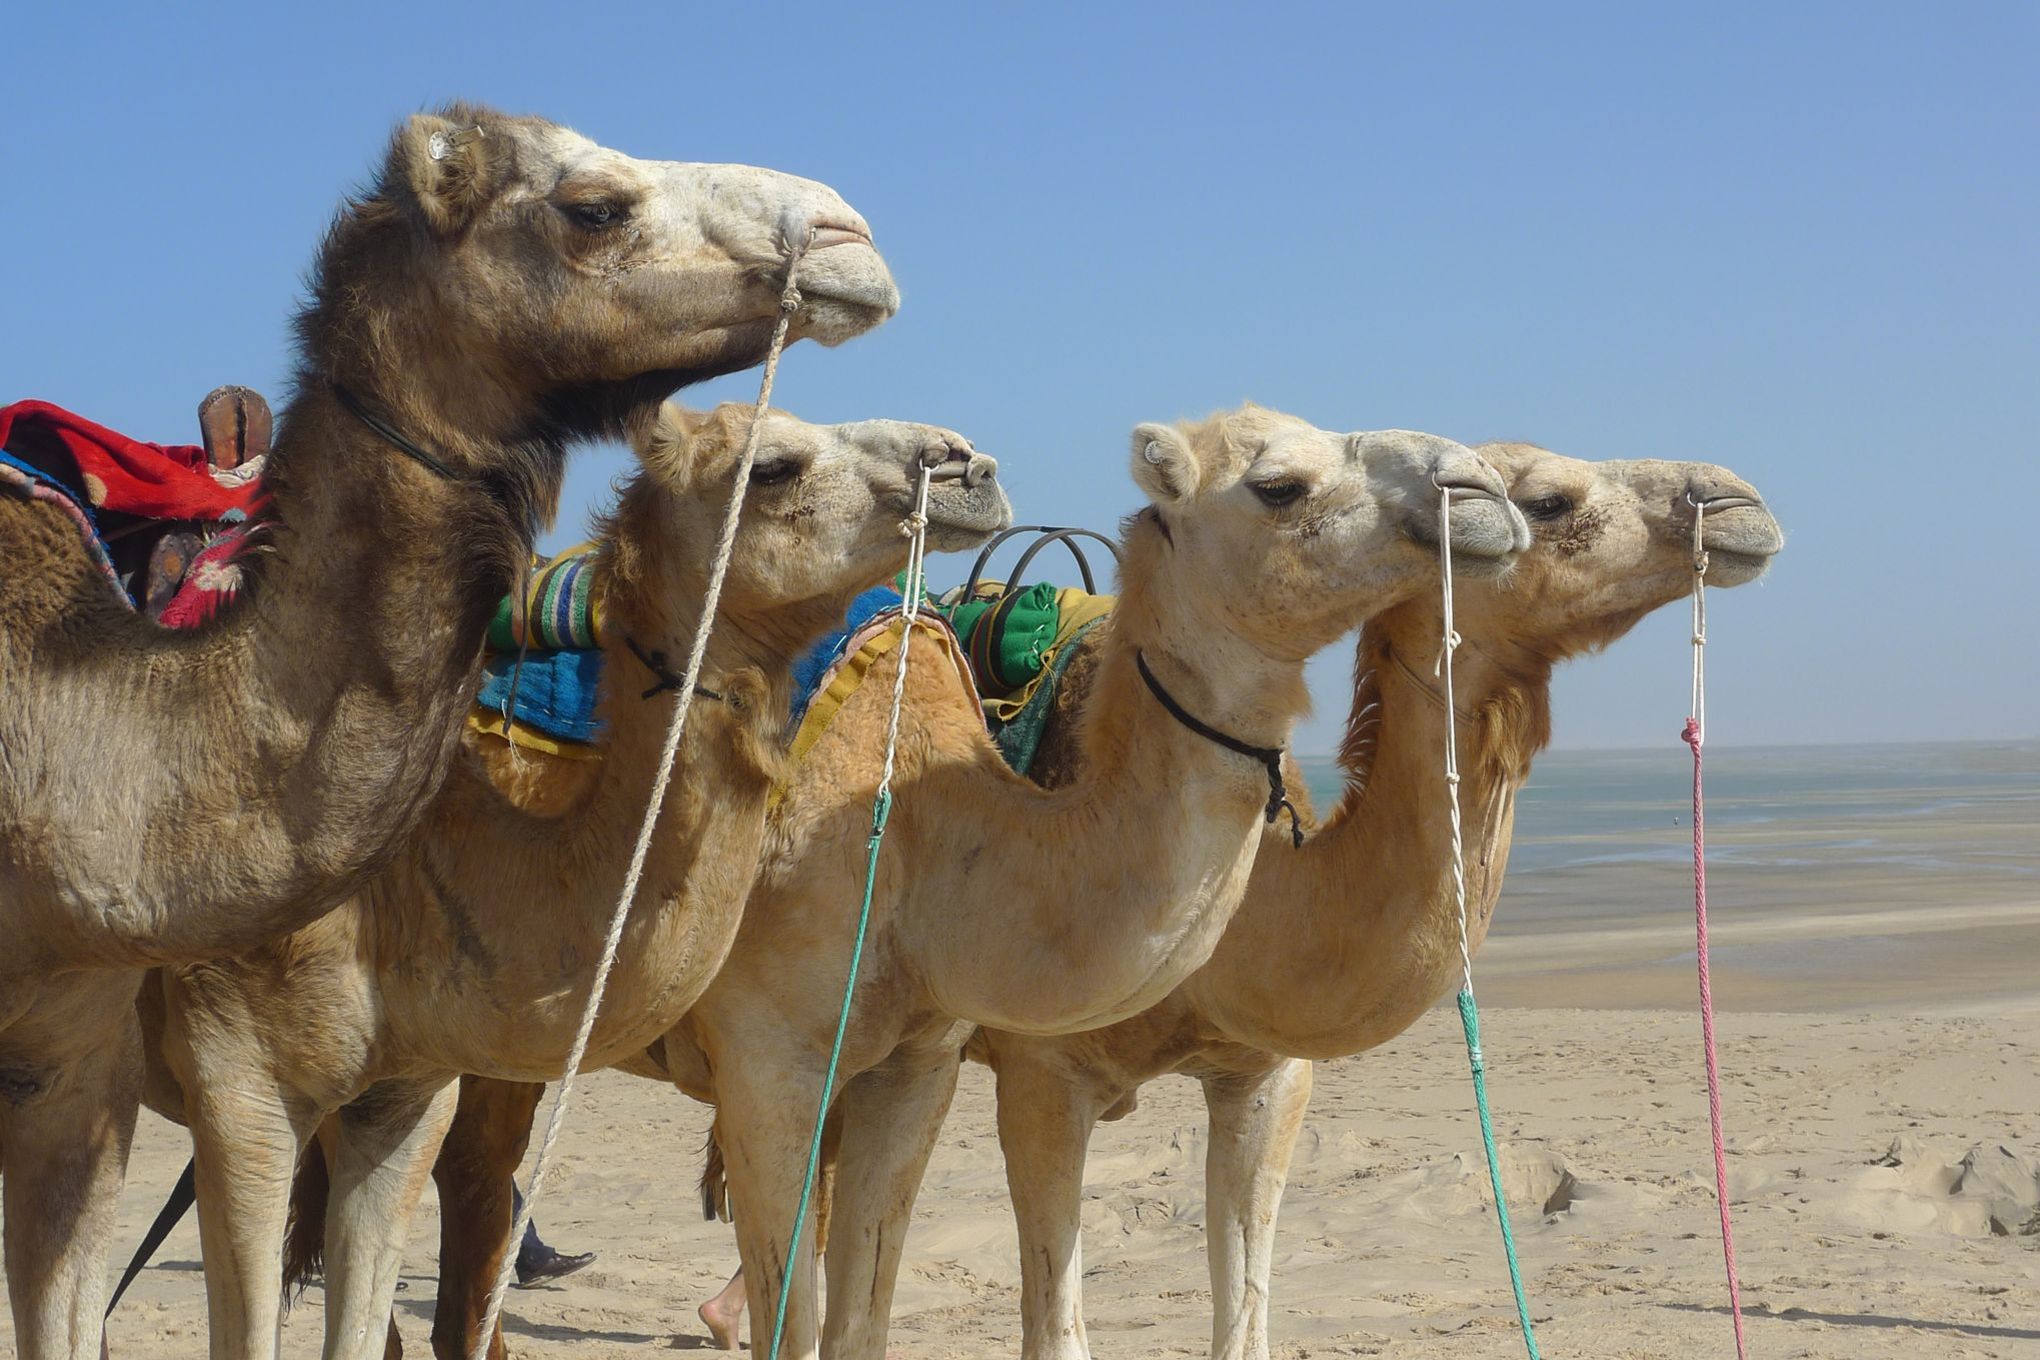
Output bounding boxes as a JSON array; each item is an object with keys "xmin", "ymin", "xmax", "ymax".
[
  {"xmin": 885, "ymin": 539, "xmax": 1316, "ymax": 1035},
  {"xmin": 1184, "ymin": 608, "xmax": 1552, "ymax": 1058}
]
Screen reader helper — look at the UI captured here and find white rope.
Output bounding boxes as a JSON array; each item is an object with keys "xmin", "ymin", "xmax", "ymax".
[
  {"xmin": 470, "ymin": 240, "xmax": 810, "ymax": 1360},
  {"xmin": 1689, "ymin": 496, "xmax": 1709, "ymax": 743},
  {"xmin": 1434, "ymin": 484, "xmax": 1476, "ymax": 994},
  {"xmin": 882, "ymin": 470, "xmax": 934, "ymax": 798}
]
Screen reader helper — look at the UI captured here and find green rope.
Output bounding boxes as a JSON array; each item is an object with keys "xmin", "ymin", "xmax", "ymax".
[
  {"xmin": 765, "ymin": 789, "xmax": 891, "ymax": 1360},
  {"xmin": 1457, "ymin": 987, "xmax": 1543, "ymax": 1359},
  {"xmin": 766, "ymin": 490, "xmax": 933, "ymax": 1360}
]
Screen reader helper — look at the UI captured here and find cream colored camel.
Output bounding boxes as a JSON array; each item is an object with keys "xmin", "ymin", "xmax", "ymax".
[
  {"xmin": 971, "ymin": 445, "xmax": 1784, "ymax": 1360},
  {"xmin": 612, "ymin": 406, "xmax": 1532, "ymax": 1360},
  {"xmin": 156, "ymin": 402, "xmax": 1005, "ymax": 1360},
  {"xmin": 0, "ymin": 104, "xmax": 895, "ymax": 1360}
]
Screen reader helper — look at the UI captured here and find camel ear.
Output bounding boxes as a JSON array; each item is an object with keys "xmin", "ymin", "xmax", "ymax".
[
  {"xmin": 1129, "ymin": 422, "xmax": 1198, "ymax": 504},
  {"xmin": 394, "ymin": 113, "xmax": 510, "ymax": 235}
]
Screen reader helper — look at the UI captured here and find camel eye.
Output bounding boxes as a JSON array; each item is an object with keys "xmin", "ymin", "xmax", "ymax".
[
  {"xmin": 1520, "ymin": 493, "xmax": 1573, "ymax": 521},
  {"xmin": 567, "ymin": 202, "xmax": 621, "ymax": 229},
  {"xmin": 1251, "ymin": 479, "xmax": 1306, "ymax": 509},
  {"xmin": 749, "ymin": 460, "xmax": 800, "ymax": 487}
]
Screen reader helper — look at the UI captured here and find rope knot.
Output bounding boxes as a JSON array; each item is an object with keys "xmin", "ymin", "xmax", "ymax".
[
  {"xmin": 899, "ymin": 511, "xmax": 929, "ymax": 538},
  {"xmin": 1682, "ymin": 716, "xmax": 1703, "ymax": 750}
]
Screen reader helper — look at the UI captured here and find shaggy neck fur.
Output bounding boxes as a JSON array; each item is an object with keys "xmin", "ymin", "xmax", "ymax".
[{"xmin": 1182, "ymin": 602, "xmax": 1555, "ymax": 1058}]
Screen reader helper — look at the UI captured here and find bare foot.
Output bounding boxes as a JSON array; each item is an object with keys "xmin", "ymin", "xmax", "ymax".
[{"xmin": 699, "ymin": 1271, "xmax": 747, "ymax": 1351}]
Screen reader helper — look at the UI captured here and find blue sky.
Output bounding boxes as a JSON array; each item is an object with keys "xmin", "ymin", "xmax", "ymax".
[{"xmin": 5, "ymin": 3, "xmax": 2033, "ymax": 753}]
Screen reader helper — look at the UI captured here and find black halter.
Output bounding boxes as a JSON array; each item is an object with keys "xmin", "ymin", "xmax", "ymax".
[
  {"xmin": 626, "ymin": 635, "xmax": 725, "ymax": 705},
  {"xmin": 332, "ymin": 382, "xmax": 466, "ymax": 481},
  {"xmin": 331, "ymin": 382, "xmax": 538, "ymax": 540},
  {"xmin": 1135, "ymin": 650, "xmax": 1303, "ymax": 848}
]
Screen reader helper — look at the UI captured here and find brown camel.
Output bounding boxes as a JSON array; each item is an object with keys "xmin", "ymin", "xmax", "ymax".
[
  {"xmin": 335, "ymin": 406, "xmax": 1535, "ymax": 1360},
  {"xmin": 152, "ymin": 402, "xmax": 1005, "ymax": 1360},
  {"xmin": 969, "ymin": 445, "xmax": 1784, "ymax": 1360},
  {"xmin": 0, "ymin": 104, "xmax": 896, "ymax": 1359}
]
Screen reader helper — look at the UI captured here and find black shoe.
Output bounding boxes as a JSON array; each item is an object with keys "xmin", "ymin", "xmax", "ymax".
[{"xmin": 514, "ymin": 1249, "xmax": 597, "ymax": 1288}]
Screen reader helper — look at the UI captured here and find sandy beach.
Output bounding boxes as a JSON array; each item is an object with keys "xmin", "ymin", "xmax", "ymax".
[{"xmin": 46, "ymin": 742, "xmax": 2040, "ymax": 1358}]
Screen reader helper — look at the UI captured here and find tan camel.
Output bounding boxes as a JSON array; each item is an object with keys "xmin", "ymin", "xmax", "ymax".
[
  {"xmin": 0, "ymin": 104, "xmax": 895, "ymax": 1360},
  {"xmin": 602, "ymin": 406, "xmax": 1534, "ymax": 1360},
  {"xmin": 154, "ymin": 401, "xmax": 1005, "ymax": 1360},
  {"xmin": 971, "ymin": 445, "xmax": 1784, "ymax": 1360},
  {"xmin": 342, "ymin": 406, "xmax": 1534, "ymax": 1360}
]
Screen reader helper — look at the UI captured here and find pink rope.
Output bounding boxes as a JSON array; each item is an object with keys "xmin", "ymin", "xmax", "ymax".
[{"xmin": 1683, "ymin": 715, "xmax": 1750, "ymax": 1359}]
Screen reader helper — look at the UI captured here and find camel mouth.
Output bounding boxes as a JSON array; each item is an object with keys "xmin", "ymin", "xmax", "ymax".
[
  {"xmin": 1408, "ymin": 486, "xmax": 1531, "ymax": 564},
  {"xmin": 790, "ymin": 237, "xmax": 901, "ymax": 345},
  {"xmin": 1696, "ymin": 498, "xmax": 1783, "ymax": 585},
  {"xmin": 924, "ymin": 475, "xmax": 1013, "ymax": 545},
  {"xmin": 1701, "ymin": 545, "xmax": 1777, "ymax": 586}
]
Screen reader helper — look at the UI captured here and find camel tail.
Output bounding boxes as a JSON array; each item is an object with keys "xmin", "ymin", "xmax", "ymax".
[
  {"xmin": 699, "ymin": 1118, "xmax": 731, "ymax": 1222},
  {"xmin": 282, "ymin": 1148, "xmax": 331, "ymax": 1303}
]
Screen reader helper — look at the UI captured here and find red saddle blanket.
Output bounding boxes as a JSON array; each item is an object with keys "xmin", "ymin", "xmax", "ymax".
[{"xmin": 0, "ymin": 399, "xmax": 265, "ymax": 622}]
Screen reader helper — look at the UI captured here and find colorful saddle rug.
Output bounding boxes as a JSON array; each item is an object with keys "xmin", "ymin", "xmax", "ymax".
[
  {"xmin": 0, "ymin": 400, "xmax": 266, "ymax": 619},
  {"xmin": 925, "ymin": 580, "xmax": 1115, "ymax": 773},
  {"xmin": 488, "ymin": 542, "xmax": 605, "ymax": 652},
  {"xmin": 466, "ymin": 542, "xmax": 609, "ymax": 756},
  {"xmin": 776, "ymin": 579, "xmax": 1117, "ymax": 785}
]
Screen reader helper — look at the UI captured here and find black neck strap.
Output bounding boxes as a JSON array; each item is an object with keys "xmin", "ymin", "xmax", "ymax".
[
  {"xmin": 1135, "ymin": 649, "xmax": 1303, "ymax": 847},
  {"xmin": 332, "ymin": 382, "xmax": 465, "ymax": 481},
  {"xmin": 626, "ymin": 635, "xmax": 725, "ymax": 705}
]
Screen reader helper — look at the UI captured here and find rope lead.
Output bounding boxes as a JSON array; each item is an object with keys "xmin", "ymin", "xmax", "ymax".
[
  {"xmin": 1437, "ymin": 483, "xmax": 1544, "ymax": 1360},
  {"xmin": 469, "ymin": 237, "xmax": 812, "ymax": 1360},
  {"xmin": 765, "ymin": 464, "xmax": 935, "ymax": 1360},
  {"xmin": 1685, "ymin": 498, "xmax": 1753, "ymax": 1360}
]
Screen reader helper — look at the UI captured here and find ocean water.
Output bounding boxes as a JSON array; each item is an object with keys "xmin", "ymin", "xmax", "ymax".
[
  {"xmin": 1295, "ymin": 740, "xmax": 2040, "ymax": 877},
  {"xmin": 1294, "ymin": 740, "xmax": 2040, "ymax": 1007}
]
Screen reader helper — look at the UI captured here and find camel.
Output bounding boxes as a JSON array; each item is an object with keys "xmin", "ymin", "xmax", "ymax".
[
  {"xmin": 0, "ymin": 103, "xmax": 895, "ymax": 1358},
  {"xmin": 152, "ymin": 401, "xmax": 1008, "ymax": 1360},
  {"xmin": 336, "ymin": 405, "xmax": 1535, "ymax": 1360},
  {"xmin": 971, "ymin": 444, "xmax": 1785, "ymax": 1360},
  {"xmin": 584, "ymin": 405, "xmax": 1532, "ymax": 1360}
]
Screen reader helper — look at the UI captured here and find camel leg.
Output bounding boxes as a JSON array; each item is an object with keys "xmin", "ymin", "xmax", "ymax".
[
  {"xmin": 0, "ymin": 1008, "xmax": 140, "ymax": 1360},
  {"xmin": 186, "ymin": 1073, "xmax": 321, "ymax": 1360},
  {"xmin": 1201, "ymin": 1060, "xmax": 1312, "ymax": 1360},
  {"xmin": 429, "ymin": 1076, "xmax": 543, "ymax": 1360},
  {"xmin": 820, "ymin": 1045, "xmax": 962, "ymax": 1360},
  {"xmin": 715, "ymin": 1051, "xmax": 841, "ymax": 1360},
  {"xmin": 993, "ymin": 1050, "xmax": 1113, "ymax": 1360},
  {"xmin": 320, "ymin": 1077, "xmax": 460, "ymax": 1360}
]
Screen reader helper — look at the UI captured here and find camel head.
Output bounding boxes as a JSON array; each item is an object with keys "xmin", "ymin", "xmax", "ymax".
[
  {"xmin": 1123, "ymin": 404, "xmax": 1530, "ymax": 662},
  {"xmin": 606, "ymin": 403, "xmax": 1009, "ymax": 662},
  {"xmin": 1461, "ymin": 443, "xmax": 1784, "ymax": 658},
  {"xmin": 303, "ymin": 103, "xmax": 899, "ymax": 449}
]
